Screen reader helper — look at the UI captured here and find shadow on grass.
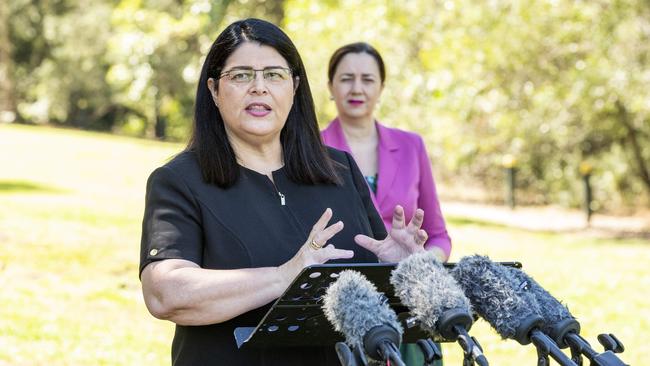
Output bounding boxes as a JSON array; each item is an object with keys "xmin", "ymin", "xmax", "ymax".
[{"xmin": 0, "ymin": 180, "xmax": 65, "ymax": 194}]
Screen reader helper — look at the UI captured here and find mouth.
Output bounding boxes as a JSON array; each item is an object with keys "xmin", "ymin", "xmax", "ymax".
[
  {"xmin": 245, "ymin": 102, "xmax": 272, "ymax": 116},
  {"xmin": 348, "ymin": 99, "xmax": 364, "ymax": 106}
]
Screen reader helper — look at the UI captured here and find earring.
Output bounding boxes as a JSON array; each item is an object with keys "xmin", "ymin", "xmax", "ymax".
[{"xmin": 329, "ymin": 95, "xmax": 334, "ymax": 101}]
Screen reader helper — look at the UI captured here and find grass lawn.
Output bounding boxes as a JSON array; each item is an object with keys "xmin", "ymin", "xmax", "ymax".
[{"xmin": 1, "ymin": 124, "xmax": 647, "ymax": 365}]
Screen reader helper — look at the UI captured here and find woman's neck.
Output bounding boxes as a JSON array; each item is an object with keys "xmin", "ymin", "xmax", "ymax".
[
  {"xmin": 230, "ymin": 138, "xmax": 284, "ymax": 176},
  {"xmin": 338, "ymin": 115, "xmax": 377, "ymax": 143}
]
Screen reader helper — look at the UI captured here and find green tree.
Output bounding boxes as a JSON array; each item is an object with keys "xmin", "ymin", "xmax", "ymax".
[
  {"xmin": 4, "ymin": 0, "xmax": 648, "ymax": 208},
  {"xmin": 286, "ymin": 0, "xmax": 650, "ymax": 208}
]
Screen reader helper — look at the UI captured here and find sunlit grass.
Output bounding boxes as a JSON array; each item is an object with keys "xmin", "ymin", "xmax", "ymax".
[
  {"xmin": 0, "ymin": 124, "xmax": 178, "ymax": 366},
  {"xmin": 443, "ymin": 224, "xmax": 648, "ymax": 365},
  {"xmin": 0, "ymin": 124, "xmax": 647, "ymax": 365}
]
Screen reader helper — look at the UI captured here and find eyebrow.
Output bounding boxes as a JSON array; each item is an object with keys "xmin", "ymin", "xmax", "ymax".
[
  {"xmin": 339, "ymin": 73, "xmax": 377, "ymax": 78},
  {"xmin": 226, "ymin": 65, "xmax": 288, "ymax": 70}
]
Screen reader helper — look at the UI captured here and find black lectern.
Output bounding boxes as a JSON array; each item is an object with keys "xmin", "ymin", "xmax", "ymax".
[{"xmin": 234, "ymin": 261, "xmax": 522, "ymax": 349}]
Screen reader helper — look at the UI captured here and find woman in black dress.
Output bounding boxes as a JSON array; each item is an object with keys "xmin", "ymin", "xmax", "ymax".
[{"xmin": 139, "ymin": 18, "xmax": 429, "ymax": 365}]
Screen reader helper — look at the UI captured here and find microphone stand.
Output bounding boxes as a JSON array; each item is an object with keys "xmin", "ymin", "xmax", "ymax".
[
  {"xmin": 529, "ymin": 330, "xmax": 577, "ymax": 366},
  {"xmin": 377, "ymin": 340, "xmax": 406, "ymax": 366},
  {"xmin": 335, "ymin": 342, "xmax": 368, "ymax": 366},
  {"xmin": 455, "ymin": 326, "xmax": 488, "ymax": 366},
  {"xmin": 363, "ymin": 325, "xmax": 406, "ymax": 366},
  {"xmin": 548, "ymin": 318, "xmax": 629, "ymax": 366},
  {"xmin": 415, "ymin": 338, "xmax": 442, "ymax": 366},
  {"xmin": 437, "ymin": 309, "xmax": 489, "ymax": 366},
  {"xmin": 515, "ymin": 316, "xmax": 577, "ymax": 366},
  {"xmin": 564, "ymin": 333, "xmax": 629, "ymax": 366}
]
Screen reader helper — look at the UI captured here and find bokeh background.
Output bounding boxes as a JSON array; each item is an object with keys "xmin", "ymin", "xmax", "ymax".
[{"xmin": 1, "ymin": 0, "xmax": 649, "ymax": 365}]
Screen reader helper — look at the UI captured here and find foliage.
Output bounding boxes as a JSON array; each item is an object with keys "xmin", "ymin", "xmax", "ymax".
[
  {"xmin": 285, "ymin": 0, "xmax": 650, "ymax": 208},
  {"xmin": 0, "ymin": 124, "xmax": 648, "ymax": 365},
  {"xmin": 2, "ymin": 0, "xmax": 649, "ymax": 208}
]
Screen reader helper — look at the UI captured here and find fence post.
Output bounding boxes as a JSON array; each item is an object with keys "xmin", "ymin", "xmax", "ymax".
[
  {"xmin": 502, "ymin": 155, "xmax": 517, "ymax": 209},
  {"xmin": 579, "ymin": 162, "xmax": 593, "ymax": 225}
]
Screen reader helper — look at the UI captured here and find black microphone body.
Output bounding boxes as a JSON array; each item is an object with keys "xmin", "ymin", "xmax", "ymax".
[
  {"xmin": 452, "ymin": 255, "xmax": 577, "ymax": 366},
  {"xmin": 507, "ymin": 267, "xmax": 629, "ymax": 366},
  {"xmin": 323, "ymin": 270, "xmax": 406, "ymax": 366},
  {"xmin": 391, "ymin": 251, "xmax": 488, "ymax": 366}
]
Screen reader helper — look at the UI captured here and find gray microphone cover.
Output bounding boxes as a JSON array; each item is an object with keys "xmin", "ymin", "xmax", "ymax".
[
  {"xmin": 390, "ymin": 250, "xmax": 472, "ymax": 336},
  {"xmin": 322, "ymin": 269, "xmax": 403, "ymax": 347},
  {"xmin": 451, "ymin": 255, "xmax": 542, "ymax": 340},
  {"xmin": 507, "ymin": 267, "xmax": 580, "ymax": 345}
]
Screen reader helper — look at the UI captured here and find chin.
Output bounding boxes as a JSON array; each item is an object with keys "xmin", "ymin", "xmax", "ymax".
[
  {"xmin": 343, "ymin": 110, "xmax": 370, "ymax": 119},
  {"xmin": 242, "ymin": 121, "xmax": 283, "ymax": 136}
]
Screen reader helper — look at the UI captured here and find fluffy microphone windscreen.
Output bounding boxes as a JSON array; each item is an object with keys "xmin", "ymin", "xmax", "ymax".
[
  {"xmin": 507, "ymin": 267, "xmax": 577, "ymax": 336},
  {"xmin": 451, "ymin": 255, "xmax": 542, "ymax": 340},
  {"xmin": 322, "ymin": 270, "xmax": 403, "ymax": 347},
  {"xmin": 390, "ymin": 251, "xmax": 472, "ymax": 336}
]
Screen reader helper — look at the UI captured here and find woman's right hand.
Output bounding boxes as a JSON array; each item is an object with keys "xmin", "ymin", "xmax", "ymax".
[{"xmin": 277, "ymin": 208, "xmax": 354, "ymax": 288}]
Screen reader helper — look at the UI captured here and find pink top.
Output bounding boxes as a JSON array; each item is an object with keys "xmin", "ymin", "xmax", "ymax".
[{"xmin": 321, "ymin": 118, "xmax": 452, "ymax": 258}]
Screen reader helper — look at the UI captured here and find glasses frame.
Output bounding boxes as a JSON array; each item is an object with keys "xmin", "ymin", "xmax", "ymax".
[{"xmin": 218, "ymin": 66, "xmax": 293, "ymax": 85}]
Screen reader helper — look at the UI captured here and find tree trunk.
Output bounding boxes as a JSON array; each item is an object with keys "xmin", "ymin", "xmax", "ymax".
[
  {"xmin": 616, "ymin": 100, "xmax": 650, "ymax": 195},
  {"xmin": 0, "ymin": 0, "xmax": 16, "ymax": 123}
]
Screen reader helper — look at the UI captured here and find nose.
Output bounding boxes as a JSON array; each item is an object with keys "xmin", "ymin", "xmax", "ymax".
[
  {"xmin": 350, "ymin": 77, "xmax": 363, "ymax": 94},
  {"xmin": 249, "ymin": 70, "xmax": 268, "ymax": 94}
]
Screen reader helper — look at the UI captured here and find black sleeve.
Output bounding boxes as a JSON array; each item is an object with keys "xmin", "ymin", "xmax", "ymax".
[
  {"xmin": 343, "ymin": 152, "xmax": 388, "ymax": 240},
  {"xmin": 139, "ymin": 166, "xmax": 203, "ymax": 277}
]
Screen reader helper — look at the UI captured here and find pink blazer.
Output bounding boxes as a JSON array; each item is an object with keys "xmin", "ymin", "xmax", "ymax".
[{"xmin": 321, "ymin": 118, "xmax": 451, "ymax": 258}]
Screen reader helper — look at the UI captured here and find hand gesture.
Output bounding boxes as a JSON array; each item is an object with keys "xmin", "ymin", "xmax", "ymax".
[
  {"xmin": 355, "ymin": 205, "xmax": 428, "ymax": 263},
  {"xmin": 277, "ymin": 208, "xmax": 354, "ymax": 286}
]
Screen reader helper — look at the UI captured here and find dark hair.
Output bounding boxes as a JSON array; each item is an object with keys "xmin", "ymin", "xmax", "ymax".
[
  {"xmin": 327, "ymin": 42, "xmax": 386, "ymax": 84},
  {"xmin": 187, "ymin": 18, "xmax": 341, "ymax": 188}
]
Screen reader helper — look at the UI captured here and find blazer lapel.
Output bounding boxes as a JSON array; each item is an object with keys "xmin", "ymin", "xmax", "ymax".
[
  {"xmin": 325, "ymin": 118, "xmax": 353, "ymax": 154},
  {"xmin": 322, "ymin": 119, "xmax": 380, "ymax": 208},
  {"xmin": 376, "ymin": 123, "xmax": 400, "ymax": 209}
]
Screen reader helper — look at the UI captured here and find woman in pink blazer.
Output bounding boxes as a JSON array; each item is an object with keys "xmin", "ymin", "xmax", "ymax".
[{"xmin": 321, "ymin": 42, "xmax": 451, "ymax": 263}]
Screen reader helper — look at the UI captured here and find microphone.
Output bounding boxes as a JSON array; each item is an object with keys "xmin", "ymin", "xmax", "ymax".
[
  {"xmin": 390, "ymin": 251, "xmax": 488, "ymax": 366},
  {"xmin": 452, "ymin": 255, "xmax": 578, "ymax": 366},
  {"xmin": 507, "ymin": 267, "xmax": 629, "ymax": 366},
  {"xmin": 322, "ymin": 270, "xmax": 406, "ymax": 366}
]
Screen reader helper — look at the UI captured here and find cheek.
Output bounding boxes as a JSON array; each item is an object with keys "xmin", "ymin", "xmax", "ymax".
[
  {"xmin": 278, "ymin": 89, "xmax": 296, "ymax": 112},
  {"xmin": 330, "ymin": 83, "xmax": 346, "ymax": 98},
  {"xmin": 335, "ymin": 85, "xmax": 349, "ymax": 98},
  {"xmin": 218, "ymin": 90, "xmax": 242, "ymax": 115}
]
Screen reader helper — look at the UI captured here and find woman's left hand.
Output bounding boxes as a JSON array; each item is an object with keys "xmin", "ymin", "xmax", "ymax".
[{"xmin": 354, "ymin": 205, "xmax": 428, "ymax": 263}]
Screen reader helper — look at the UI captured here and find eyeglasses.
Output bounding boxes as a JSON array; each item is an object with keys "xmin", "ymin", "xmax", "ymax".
[{"xmin": 218, "ymin": 67, "xmax": 293, "ymax": 84}]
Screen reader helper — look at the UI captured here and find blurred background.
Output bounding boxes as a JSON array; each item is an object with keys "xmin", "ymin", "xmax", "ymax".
[{"xmin": 0, "ymin": 0, "xmax": 649, "ymax": 365}]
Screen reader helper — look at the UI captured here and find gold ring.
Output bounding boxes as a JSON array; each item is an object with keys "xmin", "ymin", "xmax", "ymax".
[{"xmin": 309, "ymin": 239, "xmax": 323, "ymax": 250}]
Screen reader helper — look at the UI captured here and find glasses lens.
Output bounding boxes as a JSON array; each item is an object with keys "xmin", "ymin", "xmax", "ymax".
[
  {"xmin": 228, "ymin": 69, "xmax": 255, "ymax": 83},
  {"xmin": 263, "ymin": 68, "xmax": 291, "ymax": 82}
]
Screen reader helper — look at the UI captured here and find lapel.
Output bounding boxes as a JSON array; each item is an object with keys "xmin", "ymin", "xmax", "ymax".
[
  {"xmin": 323, "ymin": 118, "xmax": 380, "ymax": 208},
  {"xmin": 375, "ymin": 123, "xmax": 400, "ymax": 208},
  {"xmin": 323, "ymin": 118, "xmax": 352, "ymax": 154}
]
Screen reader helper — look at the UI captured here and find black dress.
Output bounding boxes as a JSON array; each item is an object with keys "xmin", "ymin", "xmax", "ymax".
[{"xmin": 140, "ymin": 148, "xmax": 387, "ymax": 365}]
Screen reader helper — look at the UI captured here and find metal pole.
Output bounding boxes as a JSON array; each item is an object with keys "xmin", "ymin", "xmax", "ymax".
[
  {"xmin": 502, "ymin": 155, "xmax": 517, "ymax": 210},
  {"xmin": 579, "ymin": 162, "xmax": 594, "ymax": 226}
]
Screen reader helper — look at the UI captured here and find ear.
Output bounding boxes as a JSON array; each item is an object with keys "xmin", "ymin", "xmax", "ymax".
[
  {"xmin": 327, "ymin": 81, "xmax": 334, "ymax": 99},
  {"xmin": 293, "ymin": 76, "xmax": 300, "ymax": 94},
  {"xmin": 207, "ymin": 78, "xmax": 219, "ymax": 107}
]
